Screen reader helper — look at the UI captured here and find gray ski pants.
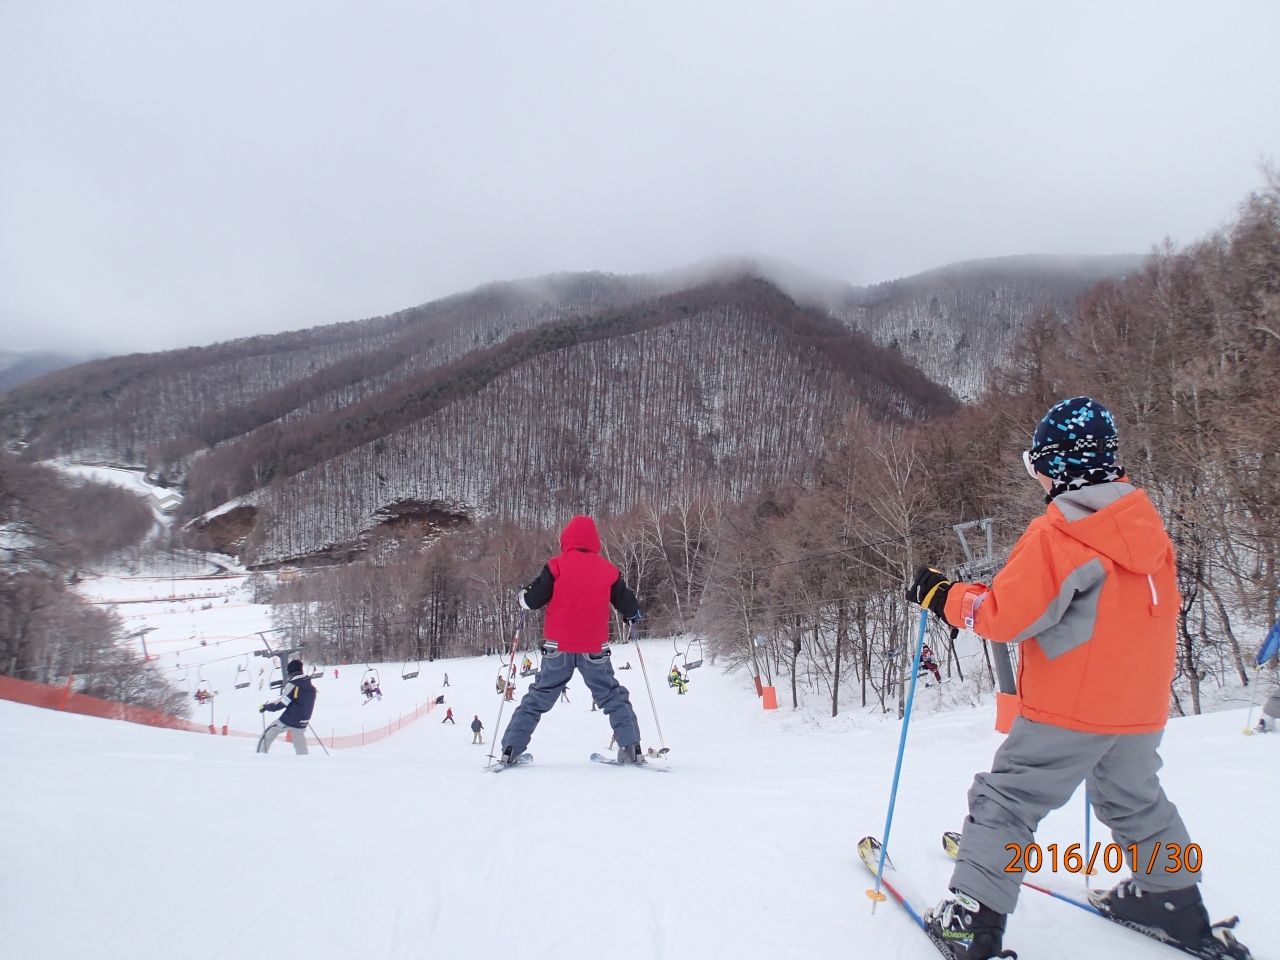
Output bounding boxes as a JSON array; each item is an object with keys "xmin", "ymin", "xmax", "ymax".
[
  {"xmin": 951, "ymin": 716, "xmax": 1195, "ymax": 914},
  {"xmin": 501, "ymin": 648, "xmax": 640, "ymax": 754},
  {"xmin": 258, "ymin": 720, "xmax": 309, "ymax": 755}
]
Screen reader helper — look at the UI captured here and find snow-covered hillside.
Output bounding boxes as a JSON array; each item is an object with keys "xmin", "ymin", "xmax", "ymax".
[{"xmin": 2, "ymin": 634, "xmax": 1275, "ymax": 960}]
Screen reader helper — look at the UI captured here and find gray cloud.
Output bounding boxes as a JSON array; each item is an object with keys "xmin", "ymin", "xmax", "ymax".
[{"xmin": 1, "ymin": 1, "xmax": 1277, "ymax": 354}]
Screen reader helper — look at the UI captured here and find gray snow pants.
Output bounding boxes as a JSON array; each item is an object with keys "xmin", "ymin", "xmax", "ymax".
[
  {"xmin": 1262, "ymin": 688, "xmax": 1280, "ymax": 719},
  {"xmin": 501, "ymin": 647, "xmax": 640, "ymax": 754},
  {"xmin": 257, "ymin": 720, "xmax": 309, "ymax": 755},
  {"xmin": 951, "ymin": 716, "xmax": 1195, "ymax": 914}
]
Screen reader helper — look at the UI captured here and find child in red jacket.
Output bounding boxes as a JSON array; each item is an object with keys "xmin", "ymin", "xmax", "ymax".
[{"xmin": 499, "ymin": 515, "xmax": 644, "ymax": 764}]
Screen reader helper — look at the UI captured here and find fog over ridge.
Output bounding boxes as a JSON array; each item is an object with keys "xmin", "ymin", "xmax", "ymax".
[{"xmin": 1, "ymin": 2, "xmax": 1277, "ymax": 354}]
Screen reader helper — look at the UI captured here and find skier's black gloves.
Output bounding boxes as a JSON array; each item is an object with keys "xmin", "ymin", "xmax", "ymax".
[
  {"xmin": 907, "ymin": 566, "xmax": 952, "ymax": 620},
  {"xmin": 626, "ymin": 609, "xmax": 642, "ymax": 623},
  {"xmin": 258, "ymin": 704, "xmax": 267, "ymax": 713}
]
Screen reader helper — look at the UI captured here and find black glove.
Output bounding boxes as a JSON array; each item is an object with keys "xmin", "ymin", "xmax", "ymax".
[
  {"xmin": 258, "ymin": 704, "xmax": 267, "ymax": 713},
  {"xmin": 262, "ymin": 702, "xmax": 283, "ymax": 713},
  {"xmin": 906, "ymin": 566, "xmax": 952, "ymax": 620},
  {"xmin": 625, "ymin": 609, "xmax": 642, "ymax": 624}
]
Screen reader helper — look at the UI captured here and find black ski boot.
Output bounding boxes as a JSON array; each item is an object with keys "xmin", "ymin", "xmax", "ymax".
[
  {"xmin": 924, "ymin": 891, "xmax": 1016, "ymax": 959},
  {"xmin": 1090, "ymin": 880, "xmax": 1252, "ymax": 958},
  {"xmin": 617, "ymin": 742, "xmax": 645, "ymax": 764}
]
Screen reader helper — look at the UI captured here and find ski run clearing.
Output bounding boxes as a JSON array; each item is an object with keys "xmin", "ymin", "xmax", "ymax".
[{"xmin": 0, "ymin": 572, "xmax": 1273, "ymax": 958}]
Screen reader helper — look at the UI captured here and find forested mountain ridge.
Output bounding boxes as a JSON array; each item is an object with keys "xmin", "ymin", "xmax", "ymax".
[
  {"xmin": 831, "ymin": 254, "xmax": 1145, "ymax": 400},
  {"xmin": 1, "ymin": 255, "xmax": 1139, "ymax": 565},
  {"xmin": 0, "ymin": 272, "xmax": 661, "ymax": 472},
  {"xmin": 1, "ymin": 255, "xmax": 1137, "ymax": 471},
  {"xmin": 241, "ymin": 279, "xmax": 953, "ymax": 562}
]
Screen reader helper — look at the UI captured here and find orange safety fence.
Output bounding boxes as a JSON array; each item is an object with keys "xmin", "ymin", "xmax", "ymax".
[
  {"xmin": 0, "ymin": 674, "xmax": 220, "ymax": 734},
  {"xmin": 0, "ymin": 674, "xmax": 438, "ymax": 748}
]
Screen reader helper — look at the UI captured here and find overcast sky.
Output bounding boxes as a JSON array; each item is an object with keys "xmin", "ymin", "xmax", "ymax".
[{"xmin": 1, "ymin": 2, "xmax": 1278, "ymax": 355}]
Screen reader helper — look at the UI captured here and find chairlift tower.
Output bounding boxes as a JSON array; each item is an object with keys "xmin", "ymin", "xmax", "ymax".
[
  {"xmin": 952, "ymin": 519, "xmax": 1016, "ymax": 697},
  {"xmin": 254, "ymin": 630, "xmax": 301, "ymax": 691}
]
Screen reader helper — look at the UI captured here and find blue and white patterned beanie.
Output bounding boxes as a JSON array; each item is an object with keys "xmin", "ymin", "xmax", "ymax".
[{"xmin": 1028, "ymin": 397, "xmax": 1126, "ymax": 498}]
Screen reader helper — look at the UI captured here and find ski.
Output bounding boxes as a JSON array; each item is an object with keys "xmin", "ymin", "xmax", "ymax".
[
  {"xmin": 857, "ymin": 836, "xmax": 954, "ymax": 957},
  {"xmin": 939, "ymin": 831, "xmax": 1251, "ymax": 959},
  {"xmin": 488, "ymin": 752, "xmax": 532, "ymax": 771},
  {"xmin": 589, "ymin": 752, "xmax": 669, "ymax": 772}
]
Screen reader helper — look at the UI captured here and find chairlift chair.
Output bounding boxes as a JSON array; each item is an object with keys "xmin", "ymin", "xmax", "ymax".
[
  {"xmin": 175, "ymin": 666, "xmax": 191, "ymax": 694},
  {"xmin": 361, "ymin": 666, "xmax": 381, "ymax": 688},
  {"xmin": 518, "ymin": 648, "xmax": 539, "ymax": 678},
  {"xmin": 234, "ymin": 656, "xmax": 251, "ymax": 689},
  {"xmin": 195, "ymin": 666, "xmax": 214, "ymax": 703},
  {"xmin": 683, "ymin": 637, "xmax": 704, "ymax": 671},
  {"xmin": 401, "ymin": 657, "xmax": 420, "ymax": 680},
  {"xmin": 268, "ymin": 662, "xmax": 283, "ymax": 690}
]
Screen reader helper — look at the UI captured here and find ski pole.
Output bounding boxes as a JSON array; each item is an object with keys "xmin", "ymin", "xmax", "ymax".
[
  {"xmin": 629, "ymin": 620, "xmax": 667, "ymax": 753},
  {"xmin": 1084, "ymin": 787, "xmax": 1092, "ymax": 888},
  {"xmin": 485, "ymin": 610, "xmax": 524, "ymax": 768},
  {"xmin": 305, "ymin": 722, "xmax": 330, "ymax": 757},
  {"xmin": 867, "ymin": 606, "xmax": 929, "ymax": 913}
]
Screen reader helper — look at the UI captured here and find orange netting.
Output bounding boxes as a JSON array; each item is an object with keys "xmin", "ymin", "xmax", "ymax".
[{"xmin": 0, "ymin": 674, "xmax": 438, "ymax": 748}]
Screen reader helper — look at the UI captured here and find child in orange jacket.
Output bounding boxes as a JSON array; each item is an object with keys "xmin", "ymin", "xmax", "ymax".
[{"xmin": 907, "ymin": 397, "xmax": 1248, "ymax": 960}]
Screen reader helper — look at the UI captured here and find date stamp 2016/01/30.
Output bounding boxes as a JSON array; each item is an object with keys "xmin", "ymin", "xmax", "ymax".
[{"xmin": 1004, "ymin": 842, "xmax": 1203, "ymax": 875}]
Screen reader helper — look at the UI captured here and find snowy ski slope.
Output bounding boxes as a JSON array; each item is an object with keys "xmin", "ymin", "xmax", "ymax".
[{"xmin": 2, "ymin": 633, "xmax": 1276, "ymax": 960}]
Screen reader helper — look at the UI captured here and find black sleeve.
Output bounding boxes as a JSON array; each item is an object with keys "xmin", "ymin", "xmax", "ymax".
[
  {"xmin": 522, "ymin": 565, "xmax": 555, "ymax": 610},
  {"xmin": 610, "ymin": 574, "xmax": 640, "ymax": 621}
]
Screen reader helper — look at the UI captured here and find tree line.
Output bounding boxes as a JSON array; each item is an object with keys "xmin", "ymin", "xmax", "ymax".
[
  {"xmin": 0, "ymin": 454, "xmax": 185, "ymax": 712},
  {"xmin": 271, "ymin": 175, "xmax": 1280, "ymax": 719}
]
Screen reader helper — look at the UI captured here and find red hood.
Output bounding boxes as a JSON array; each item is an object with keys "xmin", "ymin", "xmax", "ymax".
[{"xmin": 560, "ymin": 515, "xmax": 601, "ymax": 554}]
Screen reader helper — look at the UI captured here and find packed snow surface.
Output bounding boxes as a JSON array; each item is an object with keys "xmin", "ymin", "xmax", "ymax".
[{"xmin": 2, "ymin": 636, "xmax": 1276, "ymax": 960}]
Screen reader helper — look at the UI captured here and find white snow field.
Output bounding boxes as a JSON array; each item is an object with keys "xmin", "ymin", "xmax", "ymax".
[{"xmin": 2, "ymin": 639, "xmax": 1277, "ymax": 960}]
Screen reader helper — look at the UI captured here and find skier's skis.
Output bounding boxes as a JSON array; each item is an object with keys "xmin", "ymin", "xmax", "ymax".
[
  {"xmin": 857, "ymin": 836, "xmax": 954, "ymax": 957},
  {"xmin": 489, "ymin": 752, "xmax": 532, "ymax": 771},
  {"xmin": 939, "ymin": 831, "xmax": 1251, "ymax": 959},
  {"xmin": 589, "ymin": 752, "xmax": 669, "ymax": 772}
]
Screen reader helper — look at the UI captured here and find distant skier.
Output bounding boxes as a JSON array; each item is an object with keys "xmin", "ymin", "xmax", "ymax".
[
  {"xmin": 522, "ymin": 655, "xmax": 533, "ymax": 673},
  {"xmin": 498, "ymin": 515, "xmax": 645, "ymax": 765},
  {"xmin": 918, "ymin": 644, "xmax": 942, "ymax": 684},
  {"xmin": 442, "ymin": 706, "xmax": 455, "ymax": 724},
  {"xmin": 1254, "ymin": 599, "xmax": 1280, "ymax": 733},
  {"xmin": 257, "ymin": 659, "xmax": 316, "ymax": 756},
  {"xmin": 906, "ymin": 397, "xmax": 1248, "ymax": 959},
  {"xmin": 505, "ymin": 681, "xmax": 516, "ymax": 701},
  {"xmin": 333, "ymin": 668, "xmax": 339, "ymax": 679},
  {"xmin": 443, "ymin": 673, "xmax": 450, "ymax": 687},
  {"xmin": 471, "ymin": 715, "xmax": 484, "ymax": 744}
]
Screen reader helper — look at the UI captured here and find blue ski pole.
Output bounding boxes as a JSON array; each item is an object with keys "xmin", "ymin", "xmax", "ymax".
[
  {"xmin": 1084, "ymin": 787, "xmax": 1092, "ymax": 888},
  {"xmin": 867, "ymin": 605, "xmax": 930, "ymax": 912}
]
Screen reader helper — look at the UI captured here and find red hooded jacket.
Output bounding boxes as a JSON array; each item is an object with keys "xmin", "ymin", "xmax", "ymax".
[{"xmin": 523, "ymin": 516, "xmax": 638, "ymax": 654}]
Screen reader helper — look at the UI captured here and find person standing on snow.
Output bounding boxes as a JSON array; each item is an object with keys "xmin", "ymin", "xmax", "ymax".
[
  {"xmin": 498, "ymin": 515, "xmax": 645, "ymax": 765},
  {"xmin": 443, "ymin": 672, "xmax": 450, "ymax": 687},
  {"xmin": 442, "ymin": 706, "xmax": 455, "ymax": 724},
  {"xmin": 257, "ymin": 659, "xmax": 317, "ymax": 755},
  {"xmin": 471, "ymin": 715, "xmax": 484, "ymax": 744},
  {"xmin": 919, "ymin": 644, "xmax": 942, "ymax": 685},
  {"xmin": 906, "ymin": 397, "xmax": 1249, "ymax": 960},
  {"xmin": 1253, "ymin": 599, "xmax": 1280, "ymax": 733}
]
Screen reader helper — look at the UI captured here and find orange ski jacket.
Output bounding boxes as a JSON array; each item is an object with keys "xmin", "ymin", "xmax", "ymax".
[{"xmin": 943, "ymin": 483, "xmax": 1179, "ymax": 735}]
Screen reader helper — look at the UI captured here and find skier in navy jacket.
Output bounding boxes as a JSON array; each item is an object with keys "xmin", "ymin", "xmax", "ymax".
[
  {"xmin": 257, "ymin": 659, "xmax": 316, "ymax": 755},
  {"xmin": 499, "ymin": 515, "xmax": 644, "ymax": 764}
]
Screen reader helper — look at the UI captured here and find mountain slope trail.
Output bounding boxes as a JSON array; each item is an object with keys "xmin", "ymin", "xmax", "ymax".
[{"xmin": 1, "ymin": 642, "xmax": 1271, "ymax": 960}]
